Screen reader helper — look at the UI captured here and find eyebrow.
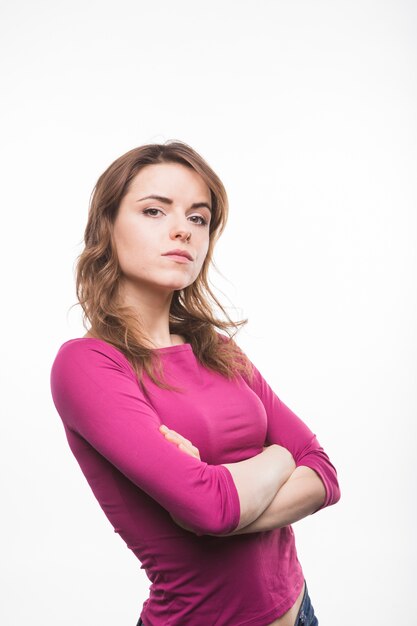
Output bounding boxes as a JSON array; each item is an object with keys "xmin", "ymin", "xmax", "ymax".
[{"xmin": 136, "ymin": 194, "xmax": 212, "ymax": 213}]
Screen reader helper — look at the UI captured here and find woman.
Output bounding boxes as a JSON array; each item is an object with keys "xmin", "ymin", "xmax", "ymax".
[{"xmin": 50, "ymin": 140, "xmax": 341, "ymax": 626}]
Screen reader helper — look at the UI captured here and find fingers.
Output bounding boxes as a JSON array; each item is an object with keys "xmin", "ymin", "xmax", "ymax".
[
  {"xmin": 159, "ymin": 425, "xmax": 190, "ymax": 445},
  {"xmin": 178, "ymin": 442, "xmax": 201, "ymax": 459},
  {"xmin": 159, "ymin": 425, "xmax": 201, "ymax": 459},
  {"xmin": 160, "ymin": 425, "xmax": 190, "ymax": 445}
]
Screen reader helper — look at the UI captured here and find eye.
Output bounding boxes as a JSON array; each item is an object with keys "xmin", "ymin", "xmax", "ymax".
[
  {"xmin": 142, "ymin": 208, "xmax": 163, "ymax": 217},
  {"xmin": 189, "ymin": 215, "xmax": 209, "ymax": 226}
]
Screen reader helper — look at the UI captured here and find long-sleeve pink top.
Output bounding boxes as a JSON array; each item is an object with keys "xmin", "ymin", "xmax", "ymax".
[{"xmin": 50, "ymin": 335, "xmax": 340, "ymax": 626}]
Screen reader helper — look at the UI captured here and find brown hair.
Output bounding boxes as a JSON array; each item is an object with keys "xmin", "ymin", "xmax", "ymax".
[{"xmin": 74, "ymin": 140, "xmax": 254, "ymax": 392}]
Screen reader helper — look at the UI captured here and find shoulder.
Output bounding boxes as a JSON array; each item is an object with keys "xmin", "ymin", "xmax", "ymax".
[
  {"xmin": 214, "ymin": 330, "xmax": 250, "ymax": 360},
  {"xmin": 53, "ymin": 336, "xmax": 122, "ymax": 360},
  {"xmin": 214, "ymin": 330, "xmax": 231, "ymax": 345},
  {"xmin": 51, "ymin": 337, "xmax": 136, "ymax": 383}
]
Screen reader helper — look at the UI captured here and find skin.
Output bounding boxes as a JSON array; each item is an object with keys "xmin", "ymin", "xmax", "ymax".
[{"xmin": 111, "ymin": 161, "xmax": 212, "ymax": 349}]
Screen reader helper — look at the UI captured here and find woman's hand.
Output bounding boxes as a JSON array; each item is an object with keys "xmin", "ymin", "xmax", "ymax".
[
  {"xmin": 159, "ymin": 424, "xmax": 201, "ymax": 460},
  {"xmin": 159, "ymin": 424, "xmax": 202, "ymax": 533}
]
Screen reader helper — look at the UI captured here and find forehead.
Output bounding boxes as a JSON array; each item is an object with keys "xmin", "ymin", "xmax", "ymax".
[{"xmin": 128, "ymin": 162, "xmax": 211, "ymax": 200}]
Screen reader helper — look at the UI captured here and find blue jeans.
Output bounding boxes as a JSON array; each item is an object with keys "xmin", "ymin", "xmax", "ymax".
[
  {"xmin": 136, "ymin": 580, "xmax": 318, "ymax": 625},
  {"xmin": 294, "ymin": 579, "xmax": 318, "ymax": 625}
]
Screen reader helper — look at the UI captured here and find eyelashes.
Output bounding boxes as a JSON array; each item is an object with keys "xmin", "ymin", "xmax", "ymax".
[
  {"xmin": 142, "ymin": 208, "xmax": 163, "ymax": 218},
  {"xmin": 142, "ymin": 208, "xmax": 209, "ymax": 227},
  {"xmin": 190, "ymin": 215, "xmax": 209, "ymax": 226}
]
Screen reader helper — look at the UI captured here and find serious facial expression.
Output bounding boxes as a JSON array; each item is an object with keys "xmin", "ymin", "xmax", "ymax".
[{"xmin": 113, "ymin": 161, "xmax": 212, "ymax": 296}]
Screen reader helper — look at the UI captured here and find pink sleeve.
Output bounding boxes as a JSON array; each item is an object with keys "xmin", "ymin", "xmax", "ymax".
[
  {"xmin": 50, "ymin": 340, "xmax": 241, "ymax": 535},
  {"xmin": 244, "ymin": 359, "xmax": 341, "ymax": 512}
]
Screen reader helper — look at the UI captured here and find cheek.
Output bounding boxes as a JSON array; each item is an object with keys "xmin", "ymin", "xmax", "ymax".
[
  {"xmin": 202, "ymin": 235, "xmax": 210, "ymax": 256},
  {"xmin": 196, "ymin": 238, "xmax": 210, "ymax": 268},
  {"xmin": 113, "ymin": 226, "xmax": 147, "ymax": 269}
]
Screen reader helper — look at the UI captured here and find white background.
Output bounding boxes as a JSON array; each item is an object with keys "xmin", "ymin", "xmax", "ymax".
[{"xmin": 1, "ymin": 1, "xmax": 416, "ymax": 625}]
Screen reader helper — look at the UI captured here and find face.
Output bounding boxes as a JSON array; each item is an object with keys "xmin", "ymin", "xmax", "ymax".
[{"xmin": 113, "ymin": 162, "xmax": 212, "ymax": 300}]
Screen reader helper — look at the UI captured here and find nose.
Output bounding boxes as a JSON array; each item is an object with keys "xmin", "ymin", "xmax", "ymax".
[{"xmin": 172, "ymin": 228, "xmax": 191, "ymax": 243}]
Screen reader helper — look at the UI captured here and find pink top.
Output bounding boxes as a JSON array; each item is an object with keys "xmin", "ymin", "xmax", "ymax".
[{"xmin": 50, "ymin": 335, "xmax": 340, "ymax": 626}]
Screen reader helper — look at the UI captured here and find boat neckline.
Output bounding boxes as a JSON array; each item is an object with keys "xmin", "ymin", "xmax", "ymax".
[{"xmin": 61, "ymin": 336, "xmax": 193, "ymax": 354}]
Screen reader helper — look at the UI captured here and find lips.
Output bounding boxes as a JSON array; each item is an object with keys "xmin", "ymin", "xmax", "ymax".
[{"xmin": 162, "ymin": 249, "xmax": 193, "ymax": 261}]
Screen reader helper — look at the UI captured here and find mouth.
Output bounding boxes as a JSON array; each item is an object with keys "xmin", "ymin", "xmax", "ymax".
[
  {"xmin": 162, "ymin": 253, "xmax": 193, "ymax": 263},
  {"xmin": 162, "ymin": 250, "xmax": 194, "ymax": 261}
]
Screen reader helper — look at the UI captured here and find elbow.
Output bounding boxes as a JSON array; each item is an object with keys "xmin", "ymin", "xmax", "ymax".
[
  {"xmin": 199, "ymin": 517, "xmax": 239, "ymax": 536},
  {"xmin": 298, "ymin": 461, "xmax": 341, "ymax": 511},
  {"xmin": 194, "ymin": 499, "xmax": 241, "ymax": 535},
  {"xmin": 195, "ymin": 465, "xmax": 241, "ymax": 535},
  {"xmin": 332, "ymin": 479, "xmax": 342, "ymax": 505},
  {"xmin": 321, "ymin": 473, "xmax": 342, "ymax": 510},
  {"xmin": 298, "ymin": 445, "xmax": 341, "ymax": 509},
  {"xmin": 172, "ymin": 512, "xmax": 239, "ymax": 537},
  {"xmin": 326, "ymin": 462, "xmax": 341, "ymax": 507},
  {"xmin": 170, "ymin": 466, "xmax": 241, "ymax": 536},
  {"xmin": 167, "ymin": 464, "xmax": 241, "ymax": 536}
]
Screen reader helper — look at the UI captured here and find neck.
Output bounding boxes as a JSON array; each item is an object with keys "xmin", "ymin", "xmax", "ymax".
[{"xmin": 117, "ymin": 278, "xmax": 178, "ymax": 348}]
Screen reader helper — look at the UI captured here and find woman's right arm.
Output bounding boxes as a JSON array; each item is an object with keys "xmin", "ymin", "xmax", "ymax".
[{"xmin": 50, "ymin": 340, "xmax": 293, "ymax": 536}]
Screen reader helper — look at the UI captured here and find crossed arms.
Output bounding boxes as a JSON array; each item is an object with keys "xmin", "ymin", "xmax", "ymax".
[
  {"xmin": 51, "ymin": 340, "xmax": 341, "ymax": 537},
  {"xmin": 160, "ymin": 425, "xmax": 328, "ymax": 536}
]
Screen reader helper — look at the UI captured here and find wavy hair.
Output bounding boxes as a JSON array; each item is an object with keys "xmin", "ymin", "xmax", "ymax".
[{"xmin": 75, "ymin": 140, "xmax": 254, "ymax": 393}]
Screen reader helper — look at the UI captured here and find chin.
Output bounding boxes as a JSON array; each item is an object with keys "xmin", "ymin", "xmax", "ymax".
[
  {"xmin": 161, "ymin": 274, "xmax": 198, "ymax": 291},
  {"xmin": 170, "ymin": 281, "xmax": 195, "ymax": 292},
  {"xmin": 158, "ymin": 280, "xmax": 193, "ymax": 293}
]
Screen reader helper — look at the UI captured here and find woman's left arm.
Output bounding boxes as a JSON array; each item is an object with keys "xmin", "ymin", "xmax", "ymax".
[
  {"xmin": 219, "ymin": 357, "xmax": 341, "ymax": 536},
  {"xmin": 162, "ymin": 356, "xmax": 341, "ymax": 536},
  {"xmin": 251, "ymin": 359, "xmax": 341, "ymax": 504}
]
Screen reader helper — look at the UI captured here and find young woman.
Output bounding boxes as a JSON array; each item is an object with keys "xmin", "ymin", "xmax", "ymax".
[{"xmin": 50, "ymin": 141, "xmax": 341, "ymax": 626}]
